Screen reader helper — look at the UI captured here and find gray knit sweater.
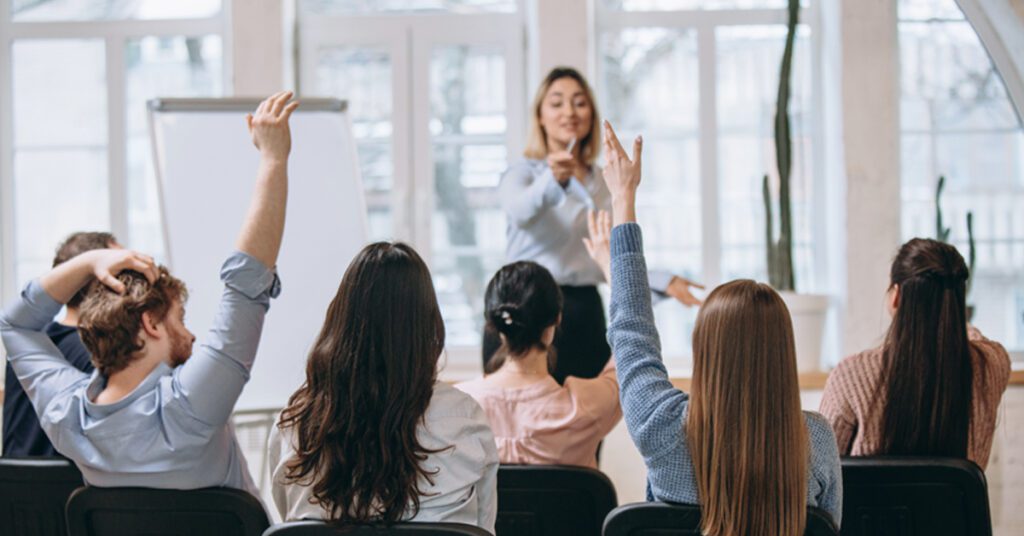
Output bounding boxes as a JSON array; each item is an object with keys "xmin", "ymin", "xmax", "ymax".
[{"xmin": 607, "ymin": 223, "xmax": 843, "ymax": 526}]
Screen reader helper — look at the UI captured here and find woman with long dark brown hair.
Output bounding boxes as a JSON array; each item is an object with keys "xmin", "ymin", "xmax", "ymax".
[
  {"xmin": 820, "ymin": 238, "xmax": 1010, "ymax": 468},
  {"xmin": 267, "ymin": 242, "xmax": 499, "ymax": 531},
  {"xmin": 601, "ymin": 121, "xmax": 842, "ymax": 535}
]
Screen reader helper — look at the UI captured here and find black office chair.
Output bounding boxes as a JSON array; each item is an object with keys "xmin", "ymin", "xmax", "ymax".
[
  {"xmin": 263, "ymin": 521, "xmax": 492, "ymax": 535},
  {"xmin": 495, "ymin": 464, "xmax": 618, "ymax": 536},
  {"xmin": 65, "ymin": 486, "xmax": 270, "ymax": 536},
  {"xmin": 0, "ymin": 457, "xmax": 85, "ymax": 536},
  {"xmin": 602, "ymin": 502, "xmax": 839, "ymax": 536},
  {"xmin": 840, "ymin": 456, "xmax": 992, "ymax": 536}
]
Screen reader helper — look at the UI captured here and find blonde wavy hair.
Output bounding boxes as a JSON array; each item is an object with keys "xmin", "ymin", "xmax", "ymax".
[{"xmin": 523, "ymin": 67, "xmax": 601, "ymax": 166}]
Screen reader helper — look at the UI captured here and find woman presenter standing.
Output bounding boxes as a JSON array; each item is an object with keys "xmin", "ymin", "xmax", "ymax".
[{"xmin": 488, "ymin": 66, "xmax": 701, "ymax": 382}]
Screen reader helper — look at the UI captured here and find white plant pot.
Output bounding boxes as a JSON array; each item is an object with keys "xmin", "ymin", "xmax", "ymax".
[{"xmin": 779, "ymin": 292, "xmax": 830, "ymax": 373}]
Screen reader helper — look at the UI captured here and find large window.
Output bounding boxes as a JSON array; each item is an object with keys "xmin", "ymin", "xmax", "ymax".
[
  {"xmin": 298, "ymin": 1, "xmax": 524, "ymax": 356},
  {"xmin": 596, "ymin": 0, "xmax": 824, "ymax": 368},
  {"xmin": 898, "ymin": 0, "xmax": 1024, "ymax": 355},
  {"xmin": 0, "ymin": 1, "xmax": 227, "ymax": 304}
]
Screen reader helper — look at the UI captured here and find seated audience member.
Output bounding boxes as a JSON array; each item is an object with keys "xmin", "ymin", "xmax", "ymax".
[
  {"xmin": 457, "ymin": 235, "xmax": 621, "ymax": 468},
  {"xmin": 820, "ymin": 238, "xmax": 1011, "ymax": 469},
  {"xmin": 3, "ymin": 232, "xmax": 119, "ymax": 457},
  {"xmin": 601, "ymin": 121, "xmax": 842, "ymax": 535},
  {"xmin": 268, "ymin": 242, "xmax": 499, "ymax": 532},
  {"xmin": 0, "ymin": 91, "xmax": 298, "ymax": 495}
]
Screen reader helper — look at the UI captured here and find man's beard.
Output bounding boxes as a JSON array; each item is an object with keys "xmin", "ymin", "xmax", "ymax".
[{"xmin": 169, "ymin": 331, "xmax": 193, "ymax": 368}]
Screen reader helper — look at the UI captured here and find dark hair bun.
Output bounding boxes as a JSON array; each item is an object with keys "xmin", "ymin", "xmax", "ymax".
[{"xmin": 484, "ymin": 262, "xmax": 563, "ymax": 356}]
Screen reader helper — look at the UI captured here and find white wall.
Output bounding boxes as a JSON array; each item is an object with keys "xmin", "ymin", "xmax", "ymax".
[
  {"xmin": 231, "ymin": 0, "xmax": 286, "ymax": 95},
  {"xmin": 836, "ymin": 0, "xmax": 903, "ymax": 356}
]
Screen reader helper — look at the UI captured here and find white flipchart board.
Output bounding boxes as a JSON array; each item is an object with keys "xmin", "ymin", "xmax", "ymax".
[{"xmin": 148, "ymin": 98, "xmax": 367, "ymax": 411}]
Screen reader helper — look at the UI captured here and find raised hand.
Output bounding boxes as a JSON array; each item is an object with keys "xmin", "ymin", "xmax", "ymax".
[
  {"xmin": 601, "ymin": 120, "xmax": 642, "ymax": 224},
  {"xmin": 583, "ymin": 209, "xmax": 613, "ymax": 282},
  {"xmin": 247, "ymin": 91, "xmax": 300, "ymax": 161}
]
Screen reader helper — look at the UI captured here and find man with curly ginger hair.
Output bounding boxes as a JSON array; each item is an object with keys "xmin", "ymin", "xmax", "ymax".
[
  {"xmin": 2, "ymin": 232, "xmax": 120, "ymax": 457},
  {"xmin": 0, "ymin": 92, "xmax": 298, "ymax": 498}
]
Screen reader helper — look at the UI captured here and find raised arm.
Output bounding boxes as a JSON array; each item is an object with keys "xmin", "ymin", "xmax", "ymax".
[
  {"xmin": 236, "ymin": 90, "xmax": 299, "ymax": 268},
  {"xmin": 601, "ymin": 121, "xmax": 689, "ymax": 460},
  {"xmin": 3, "ymin": 249, "xmax": 157, "ymax": 416},
  {"xmin": 173, "ymin": 93, "xmax": 297, "ymax": 427}
]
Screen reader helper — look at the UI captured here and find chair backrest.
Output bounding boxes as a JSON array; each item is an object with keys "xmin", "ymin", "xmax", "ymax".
[
  {"xmin": 0, "ymin": 457, "xmax": 84, "ymax": 536},
  {"xmin": 65, "ymin": 486, "xmax": 270, "ymax": 536},
  {"xmin": 262, "ymin": 521, "xmax": 492, "ymax": 535},
  {"xmin": 840, "ymin": 456, "xmax": 992, "ymax": 536},
  {"xmin": 495, "ymin": 464, "xmax": 618, "ymax": 536},
  {"xmin": 602, "ymin": 502, "xmax": 839, "ymax": 536}
]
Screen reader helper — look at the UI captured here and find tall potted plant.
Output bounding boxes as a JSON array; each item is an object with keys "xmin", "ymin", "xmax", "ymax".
[
  {"xmin": 935, "ymin": 175, "xmax": 976, "ymax": 317},
  {"xmin": 762, "ymin": 0, "xmax": 829, "ymax": 372}
]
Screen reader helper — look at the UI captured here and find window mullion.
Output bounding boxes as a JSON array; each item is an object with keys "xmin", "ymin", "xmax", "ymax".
[
  {"xmin": 107, "ymin": 35, "xmax": 129, "ymax": 247},
  {"xmin": 697, "ymin": 23, "xmax": 721, "ymax": 286},
  {"xmin": 0, "ymin": 11, "xmax": 13, "ymax": 306}
]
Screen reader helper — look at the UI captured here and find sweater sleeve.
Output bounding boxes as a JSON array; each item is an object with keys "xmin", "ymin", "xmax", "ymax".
[
  {"xmin": 819, "ymin": 363, "xmax": 858, "ymax": 456},
  {"xmin": 607, "ymin": 223, "xmax": 689, "ymax": 461},
  {"xmin": 807, "ymin": 412, "xmax": 844, "ymax": 528}
]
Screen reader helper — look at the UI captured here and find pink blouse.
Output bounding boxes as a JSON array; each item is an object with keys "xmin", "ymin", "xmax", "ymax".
[{"xmin": 456, "ymin": 362, "xmax": 622, "ymax": 469}]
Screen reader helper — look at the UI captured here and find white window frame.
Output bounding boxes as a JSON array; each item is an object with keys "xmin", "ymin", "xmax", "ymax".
[
  {"xmin": 0, "ymin": 2, "xmax": 233, "ymax": 306},
  {"xmin": 591, "ymin": 2, "xmax": 828, "ymax": 293},
  {"xmin": 296, "ymin": 6, "xmax": 525, "ymax": 368},
  {"xmin": 896, "ymin": 2, "xmax": 1024, "ymax": 359}
]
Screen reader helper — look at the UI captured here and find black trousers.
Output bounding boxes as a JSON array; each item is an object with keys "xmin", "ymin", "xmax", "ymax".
[{"xmin": 482, "ymin": 285, "xmax": 611, "ymax": 384}]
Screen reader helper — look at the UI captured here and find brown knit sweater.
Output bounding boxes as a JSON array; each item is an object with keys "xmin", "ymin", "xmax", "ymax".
[{"xmin": 819, "ymin": 326, "xmax": 1011, "ymax": 469}]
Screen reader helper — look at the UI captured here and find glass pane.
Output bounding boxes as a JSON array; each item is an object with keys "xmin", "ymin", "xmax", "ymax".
[
  {"xmin": 316, "ymin": 46, "xmax": 394, "ymax": 241},
  {"xmin": 716, "ymin": 25, "xmax": 816, "ymax": 291},
  {"xmin": 13, "ymin": 40, "xmax": 110, "ymax": 289},
  {"xmin": 430, "ymin": 45, "xmax": 508, "ymax": 346},
  {"xmin": 13, "ymin": 0, "xmax": 221, "ymax": 21},
  {"xmin": 599, "ymin": 27, "xmax": 701, "ymax": 367},
  {"xmin": 300, "ymin": 0, "xmax": 516, "ymax": 15},
  {"xmin": 899, "ymin": 2, "xmax": 1024, "ymax": 353},
  {"xmin": 600, "ymin": 0, "xmax": 788, "ymax": 10},
  {"xmin": 126, "ymin": 35, "xmax": 223, "ymax": 260},
  {"xmin": 898, "ymin": 0, "xmax": 965, "ymax": 21}
]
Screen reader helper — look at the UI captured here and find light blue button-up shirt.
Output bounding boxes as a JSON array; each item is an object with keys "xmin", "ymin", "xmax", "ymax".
[
  {"xmin": 500, "ymin": 158, "xmax": 674, "ymax": 292},
  {"xmin": 0, "ymin": 252, "xmax": 280, "ymax": 497}
]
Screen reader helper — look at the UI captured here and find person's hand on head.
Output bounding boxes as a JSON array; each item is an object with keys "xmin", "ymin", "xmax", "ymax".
[
  {"xmin": 666, "ymin": 276, "xmax": 705, "ymax": 307},
  {"xmin": 87, "ymin": 249, "xmax": 159, "ymax": 295},
  {"xmin": 547, "ymin": 150, "xmax": 577, "ymax": 186},
  {"xmin": 583, "ymin": 209, "xmax": 613, "ymax": 283},
  {"xmin": 246, "ymin": 91, "xmax": 300, "ymax": 161}
]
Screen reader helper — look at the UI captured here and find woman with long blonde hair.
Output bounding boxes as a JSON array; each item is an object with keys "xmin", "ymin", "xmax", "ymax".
[
  {"xmin": 600, "ymin": 121, "xmax": 842, "ymax": 534},
  {"xmin": 490, "ymin": 66, "xmax": 701, "ymax": 384}
]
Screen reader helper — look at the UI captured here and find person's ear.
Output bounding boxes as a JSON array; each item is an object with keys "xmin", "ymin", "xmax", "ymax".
[
  {"xmin": 888, "ymin": 284, "xmax": 901, "ymax": 313},
  {"xmin": 140, "ymin": 311, "xmax": 164, "ymax": 340}
]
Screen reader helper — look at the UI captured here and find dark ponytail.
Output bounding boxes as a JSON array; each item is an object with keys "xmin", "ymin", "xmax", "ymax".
[
  {"xmin": 483, "ymin": 261, "xmax": 563, "ymax": 373},
  {"xmin": 879, "ymin": 238, "xmax": 973, "ymax": 457}
]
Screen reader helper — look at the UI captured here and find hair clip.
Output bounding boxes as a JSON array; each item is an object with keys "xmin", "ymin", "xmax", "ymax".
[{"xmin": 501, "ymin": 310, "xmax": 514, "ymax": 326}]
